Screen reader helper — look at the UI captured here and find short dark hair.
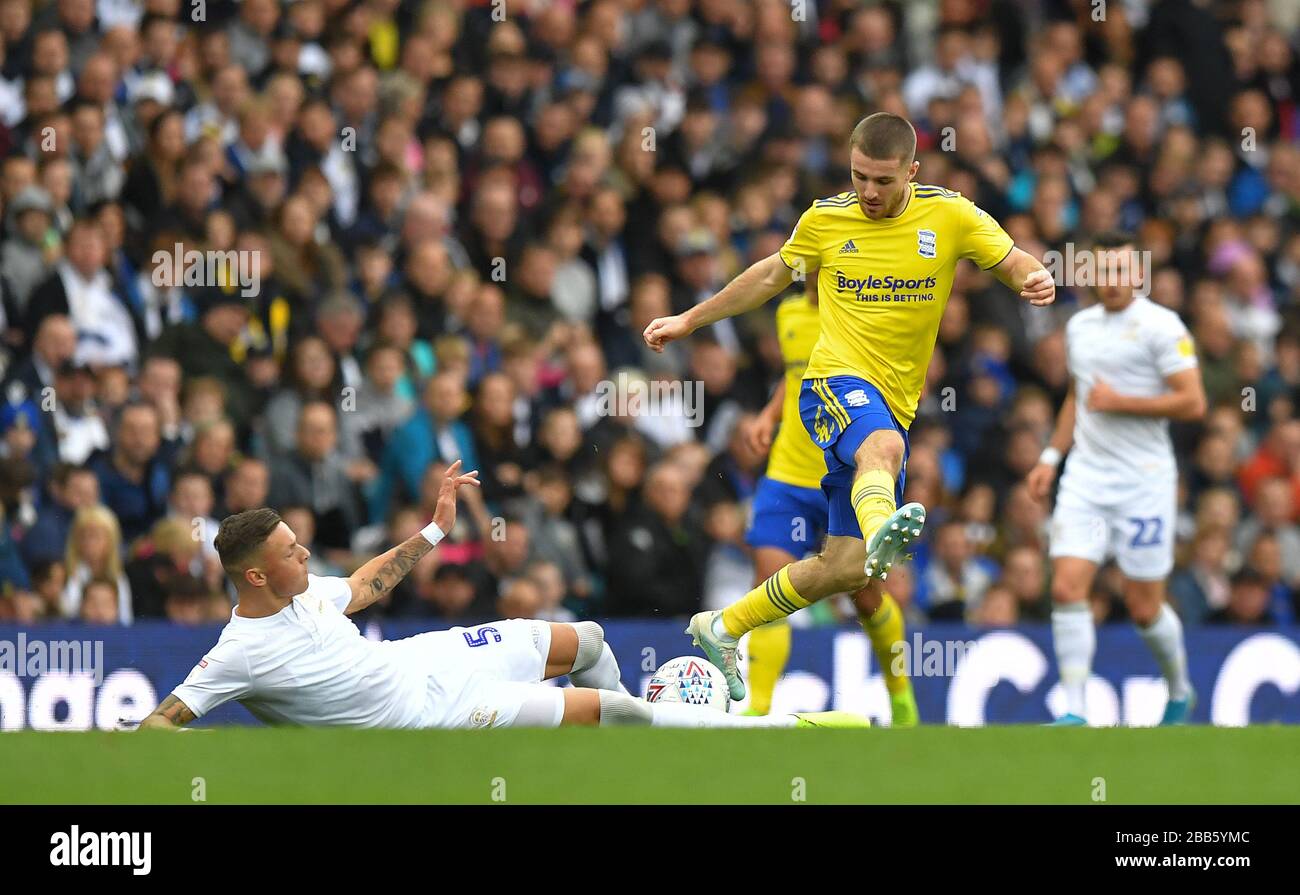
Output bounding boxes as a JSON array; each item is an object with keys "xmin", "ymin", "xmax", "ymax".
[
  {"xmin": 1092, "ymin": 229, "xmax": 1137, "ymax": 251},
  {"xmin": 850, "ymin": 112, "xmax": 917, "ymax": 165},
  {"xmin": 214, "ymin": 508, "xmax": 282, "ymax": 576}
]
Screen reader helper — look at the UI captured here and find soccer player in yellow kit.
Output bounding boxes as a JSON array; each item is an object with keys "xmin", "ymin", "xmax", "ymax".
[
  {"xmin": 645, "ymin": 112, "xmax": 1055, "ymax": 701},
  {"xmin": 743, "ymin": 279, "xmax": 919, "ymax": 725}
]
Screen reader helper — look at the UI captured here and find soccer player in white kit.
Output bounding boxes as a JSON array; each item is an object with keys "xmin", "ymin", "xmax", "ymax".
[
  {"xmin": 1026, "ymin": 232, "xmax": 1206, "ymax": 726},
  {"xmin": 138, "ymin": 461, "xmax": 866, "ymax": 730}
]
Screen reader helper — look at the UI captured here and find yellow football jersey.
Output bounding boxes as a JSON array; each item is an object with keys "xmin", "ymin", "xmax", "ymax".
[
  {"xmin": 766, "ymin": 292, "xmax": 826, "ymax": 490},
  {"xmin": 779, "ymin": 183, "xmax": 1014, "ymax": 428}
]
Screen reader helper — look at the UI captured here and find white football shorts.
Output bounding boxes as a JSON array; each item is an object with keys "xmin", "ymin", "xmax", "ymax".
[
  {"xmin": 388, "ymin": 618, "xmax": 566, "ymax": 729},
  {"xmin": 1048, "ymin": 477, "xmax": 1177, "ymax": 580}
]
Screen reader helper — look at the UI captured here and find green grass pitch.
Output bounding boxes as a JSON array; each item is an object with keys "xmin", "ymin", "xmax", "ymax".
[{"xmin": 4, "ymin": 726, "xmax": 1296, "ymax": 804}]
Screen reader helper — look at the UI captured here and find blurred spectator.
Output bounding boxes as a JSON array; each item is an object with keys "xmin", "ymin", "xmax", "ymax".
[
  {"xmin": 971, "ymin": 583, "xmax": 1019, "ymax": 628},
  {"xmin": 86, "ymin": 400, "xmax": 171, "ymax": 543},
  {"xmin": 79, "ymin": 576, "xmax": 121, "ymax": 625},
  {"xmin": 62, "ymin": 504, "xmax": 131, "ymax": 624},
  {"xmin": 371, "ymin": 370, "xmax": 477, "ymax": 522},
  {"xmin": 266, "ymin": 401, "xmax": 363, "ymax": 550},
  {"xmin": 1207, "ymin": 569, "xmax": 1278, "ymax": 625},
  {"xmin": 0, "ymin": 0, "xmax": 1299, "ymax": 637},
  {"xmin": 1169, "ymin": 524, "xmax": 1233, "ymax": 622},
  {"xmin": 605, "ymin": 461, "xmax": 707, "ymax": 617},
  {"xmin": 921, "ymin": 520, "xmax": 996, "ymax": 620},
  {"xmin": 20, "ymin": 462, "xmax": 98, "ymax": 565}
]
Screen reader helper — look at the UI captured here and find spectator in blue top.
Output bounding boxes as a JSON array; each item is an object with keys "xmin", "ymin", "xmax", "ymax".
[
  {"xmin": 86, "ymin": 401, "xmax": 173, "ymax": 545},
  {"xmin": 370, "ymin": 370, "xmax": 479, "ymax": 523}
]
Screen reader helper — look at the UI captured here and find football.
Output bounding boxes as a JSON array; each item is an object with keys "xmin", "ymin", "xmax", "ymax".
[{"xmin": 644, "ymin": 656, "xmax": 731, "ymax": 712}]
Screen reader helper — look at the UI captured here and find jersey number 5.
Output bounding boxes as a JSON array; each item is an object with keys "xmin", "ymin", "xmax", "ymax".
[
  {"xmin": 463, "ymin": 626, "xmax": 503, "ymax": 647},
  {"xmin": 1128, "ymin": 517, "xmax": 1163, "ymax": 548}
]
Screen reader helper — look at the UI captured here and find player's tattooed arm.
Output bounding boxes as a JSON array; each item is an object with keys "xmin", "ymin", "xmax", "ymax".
[
  {"xmin": 344, "ymin": 535, "xmax": 434, "ymax": 614},
  {"xmin": 346, "ymin": 460, "xmax": 479, "ymax": 613},
  {"xmin": 139, "ymin": 694, "xmax": 197, "ymax": 730}
]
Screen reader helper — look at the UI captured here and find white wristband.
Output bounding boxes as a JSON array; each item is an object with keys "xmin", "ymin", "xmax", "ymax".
[
  {"xmin": 420, "ymin": 521, "xmax": 445, "ymax": 546},
  {"xmin": 1038, "ymin": 447, "xmax": 1063, "ymax": 468}
]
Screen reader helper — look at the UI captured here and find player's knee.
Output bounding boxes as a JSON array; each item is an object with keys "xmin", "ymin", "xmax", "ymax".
[
  {"xmin": 828, "ymin": 555, "xmax": 869, "ymax": 593},
  {"xmin": 569, "ymin": 621, "xmax": 605, "ymax": 672},
  {"xmin": 1050, "ymin": 578, "xmax": 1088, "ymax": 606},
  {"xmin": 853, "ymin": 430, "xmax": 904, "ymax": 472}
]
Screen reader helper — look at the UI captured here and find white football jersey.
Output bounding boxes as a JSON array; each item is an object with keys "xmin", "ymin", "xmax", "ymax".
[
  {"xmin": 1059, "ymin": 295, "xmax": 1198, "ymax": 501},
  {"xmin": 172, "ymin": 575, "xmax": 430, "ymax": 727}
]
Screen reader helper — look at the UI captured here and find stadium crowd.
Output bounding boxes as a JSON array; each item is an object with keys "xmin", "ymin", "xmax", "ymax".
[{"xmin": 0, "ymin": 0, "xmax": 1298, "ymax": 630}]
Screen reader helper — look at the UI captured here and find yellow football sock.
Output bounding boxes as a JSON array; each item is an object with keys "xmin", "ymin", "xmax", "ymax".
[
  {"xmin": 851, "ymin": 469, "xmax": 897, "ymax": 545},
  {"xmin": 862, "ymin": 592, "xmax": 909, "ymax": 695},
  {"xmin": 721, "ymin": 565, "xmax": 810, "ymax": 638},
  {"xmin": 745, "ymin": 621, "xmax": 792, "ymax": 715}
]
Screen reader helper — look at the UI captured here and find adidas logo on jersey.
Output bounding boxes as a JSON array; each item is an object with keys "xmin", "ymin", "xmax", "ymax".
[{"xmin": 839, "ymin": 239, "xmax": 859, "ymax": 254}]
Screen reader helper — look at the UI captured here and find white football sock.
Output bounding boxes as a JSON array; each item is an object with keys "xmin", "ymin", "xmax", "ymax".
[
  {"xmin": 571, "ymin": 643, "xmax": 629, "ymax": 694},
  {"xmin": 1051, "ymin": 602, "xmax": 1095, "ymax": 718},
  {"xmin": 596, "ymin": 691, "xmax": 795, "ymax": 728},
  {"xmin": 567, "ymin": 622, "xmax": 629, "ymax": 693},
  {"xmin": 1137, "ymin": 603, "xmax": 1191, "ymax": 701}
]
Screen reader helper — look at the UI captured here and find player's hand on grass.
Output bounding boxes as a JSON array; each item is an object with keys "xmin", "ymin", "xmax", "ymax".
[
  {"xmin": 1087, "ymin": 378, "xmax": 1121, "ymax": 413},
  {"xmin": 432, "ymin": 460, "xmax": 481, "ymax": 533},
  {"xmin": 643, "ymin": 314, "xmax": 691, "ymax": 352},
  {"xmin": 1025, "ymin": 462, "xmax": 1057, "ymax": 502},
  {"xmin": 1020, "ymin": 268, "xmax": 1056, "ymax": 306}
]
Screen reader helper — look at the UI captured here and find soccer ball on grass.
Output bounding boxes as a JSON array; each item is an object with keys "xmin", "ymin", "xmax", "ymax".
[{"xmin": 644, "ymin": 656, "xmax": 731, "ymax": 712}]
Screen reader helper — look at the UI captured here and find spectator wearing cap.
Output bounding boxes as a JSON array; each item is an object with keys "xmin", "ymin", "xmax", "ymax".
[
  {"xmin": 46, "ymin": 357, "xmax": 106, "ymax": 465},
  {"xmin": 267, "ymin": 400, "xmax": 363, "ymax": 551},
  {"xmin": 86, "ymin": 400, "xmax": 172, "ymax": 543},
  {"xmin": 1, "ymin": 185, "xmax": 57, "ymax": 316},
  {"xmin": 153, "ymin": 286, "xmax": 259, "ymax": 429}
]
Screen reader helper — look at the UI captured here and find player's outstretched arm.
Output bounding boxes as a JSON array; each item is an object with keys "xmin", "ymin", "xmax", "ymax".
[
  {"xmin": 344, "ymin": 460, "xmax": 480, "ymax": 614},
  {"xmin": 1026, "ymin": 382, "xmax": 1076, "ymax": 501},
  {"xmin": 990, "ymin": 247, "xmax": 1055, "ymax": 306},
  {"xmin": 138, "ymin": 694, "xmax": 197, "ymax": 730},
  {"xmin": 643, "ymin": 252, "xmax": 795, "ymax": 352}
]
